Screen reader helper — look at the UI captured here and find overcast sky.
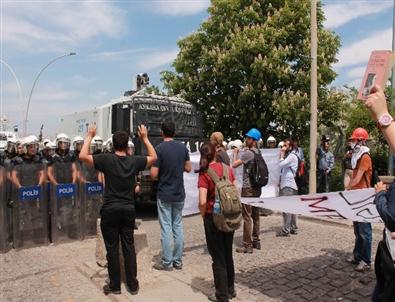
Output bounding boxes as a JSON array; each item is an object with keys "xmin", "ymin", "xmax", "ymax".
[{"xmin": 0, "ymin": 0, "xmax": 393, "ymax": 137}]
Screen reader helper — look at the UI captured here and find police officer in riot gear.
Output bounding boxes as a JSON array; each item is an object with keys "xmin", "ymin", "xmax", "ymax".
[
  {"xmin": 104, "ymin": 138, "xmax": 113, "ymax": 153},
  {"xmin": 2, "ymin": 137, "xmax": 19, "ymax": 168},
  {"xmin": 90, "ymin": 136, "xmax": 103, "ymax": 155},
  {"xmin": 71, "ymin": 136, "xmax": 84, "ymax": 163},
  {"xmin": 48, "ymin": 133, "xmax": 77, "ymax": 185},
  {"xmin": 12, "ymin": 136, "xmax": 42, "ymax": 167}
]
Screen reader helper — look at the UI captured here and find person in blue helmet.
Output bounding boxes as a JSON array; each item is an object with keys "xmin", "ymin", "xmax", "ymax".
[{"xmin": 232, "ymin": 128, "xmax": 263, "ymax": 253}]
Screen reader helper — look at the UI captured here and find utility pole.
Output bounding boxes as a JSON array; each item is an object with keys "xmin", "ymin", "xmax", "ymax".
[
  {"xmin": 309, "ymin": 0, "xmax": 318, "ymax": 194},
  {"xmin": 389, "ymin": 0, "xmax": 395, "ymax": 175}
]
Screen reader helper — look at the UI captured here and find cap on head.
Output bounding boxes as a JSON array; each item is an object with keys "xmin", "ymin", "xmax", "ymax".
[
  {"xmin": 210, "ymin": 132, "xmax": 224, "ymax": 146},
  {"xmin": 321, "ymin": 135, "xmax": 330, "ymax": 142},
  {"xmin": 245, "ymin": 128, "xmax": 261, "ymax": 141},
  {"xmin": 267, "ymin": 135, "xmax": 276, "ymax": 143}
]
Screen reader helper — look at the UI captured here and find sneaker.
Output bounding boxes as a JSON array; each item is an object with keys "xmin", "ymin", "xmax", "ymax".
[
  {"xmin": 208, "ymin": 293, "xmax": 217, "ymax": 301},
  {"xmin": 229, "ymin": 290, "xmax": 237, "ymax": 299},
  {"xmin": 235, "ymin": 246, "xmax": 253, "ymax": 253},
  {"xmin": 355, "ymin": 260, "xmax": 371, "ymax": 272},
  {"xmin": 346, "ymin": 257, "xmax": 359, "ymax": 265},
  {"xmin": 173, "ymin": 263, "xmax": 183, "ymax": 270},
  {"xmin": 252, "ymin": 241, "xmax": 261, "ymax": 250},
  {"xmin": 276, "ymin": 231, "xmax": 290, "ymax": 237},
  {"xmin": 290, "ymin": 229, "xmax": 298, "ymax": 235},
  {"xmin": 153, "ymin": 262, "xmax": 173, "ymax": 271},
  {"xmin": 103, "ymin": 284, "xmax": 121, "ymax": 295},
  {"xmin": 126, "ymin": 285, "xmax": 139, "ymax": 295}
]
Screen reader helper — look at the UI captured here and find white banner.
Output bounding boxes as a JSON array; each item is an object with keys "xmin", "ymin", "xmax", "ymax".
[
  {"xmin": 183, "ymin": 148, "xmax": 281, "ymax": 216},
  {"xmin": 182, "ymin": 149, "xmax": 383, "ymax": 223}
]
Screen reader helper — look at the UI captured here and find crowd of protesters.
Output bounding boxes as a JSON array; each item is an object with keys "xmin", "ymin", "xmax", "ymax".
[{"xmin": 2, "ymin": 84, "xmax": 394, "ymax": 301}]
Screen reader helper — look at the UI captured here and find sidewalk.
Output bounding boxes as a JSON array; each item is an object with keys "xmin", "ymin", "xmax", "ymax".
[{"xmin": 0, "ymin": 214, "xmax": 380, "ymax": 302}]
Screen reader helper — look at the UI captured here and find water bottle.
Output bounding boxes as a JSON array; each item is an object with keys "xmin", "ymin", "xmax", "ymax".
[{"xmin": 213, "ymin": 195, "xmax": 221, "ymax": 214}]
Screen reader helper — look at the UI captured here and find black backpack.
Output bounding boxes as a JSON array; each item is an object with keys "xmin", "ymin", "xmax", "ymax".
[
  {"xmin": 293, "ymin": 152, "xmax": 307, "ymax": 194},
  {"xmin": 248, "ymin": 150, "xmax": 269, "ymax": 188},
  {"xmin": 359, "ymin": 152, "xmax": 380, "ymax": 187}
]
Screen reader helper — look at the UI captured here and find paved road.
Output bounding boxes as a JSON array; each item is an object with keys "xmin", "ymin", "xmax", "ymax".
[{"xmin": 0, "ymin": 210, "xmax": 382, "ymax": 301}]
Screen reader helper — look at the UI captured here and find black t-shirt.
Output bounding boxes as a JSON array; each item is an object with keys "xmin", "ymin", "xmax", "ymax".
[
  {"xmin": 153, "ymin": 140, "xmax": 190, "ymax": 203},
  {"xmin": 93, "ymin": 153, "xmax": 146, "ymax": 206}
]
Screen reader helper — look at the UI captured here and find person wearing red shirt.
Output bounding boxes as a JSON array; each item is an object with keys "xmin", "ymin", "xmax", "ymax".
[{"xmin": 198, "ymin": 142, "xmax": 237, "ymax": 302}]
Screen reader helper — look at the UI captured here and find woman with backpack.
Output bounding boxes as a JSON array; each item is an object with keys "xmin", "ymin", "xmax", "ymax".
[{"xmin": 197, "ymin": 142, "xmax": 237, "ymax": 302}]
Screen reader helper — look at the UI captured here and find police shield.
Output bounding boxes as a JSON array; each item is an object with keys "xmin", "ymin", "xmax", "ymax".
[
  {"xmin": 11, "ymin": 163, "xmax": 48, "ymax": 250},
  {"xmin": 50, "ymin": 161, "xmax": 82, "ymax": 243},
  {"xmin": 0, "ymin": 166, "xmax": 10, "ymax": 253},
  {"xmin": 79, "ymin": 163, "xmax": 103, "ymax": 238}
]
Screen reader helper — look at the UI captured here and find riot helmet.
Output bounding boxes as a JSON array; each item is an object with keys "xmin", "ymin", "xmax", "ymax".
[
  {"xmin": 72, "ymin": 136, "xmax": 84, "ymax": 151},
  {"xmin": 56, "ymin": 133, "xmax": 70, "ymax": 152},
  {"xmin": 6, "ymin": 137, "xmax": 18, "ymax": 154},
  {"xmin": 20, "ymin": 135, "xmax": 39, "ymax": 157}
]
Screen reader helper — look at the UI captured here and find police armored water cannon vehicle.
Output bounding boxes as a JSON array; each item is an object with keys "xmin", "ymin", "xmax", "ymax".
[{"xmin": 60, "ymin": 74, "xmax": 204, "ymax": 204}]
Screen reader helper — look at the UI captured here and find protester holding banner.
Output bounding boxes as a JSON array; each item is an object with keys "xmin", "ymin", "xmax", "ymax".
[
  {"xmin": 80, "ymin": 124, "xmax": 156, "ymax": 296},
  {"xmin": 197, "ymin": 142, "xmax": 237, "ymax": 302},
  {"xmin": 361, "ymin": 84, "xmax": 395, "ymax": 301},
  {"xmin": 233, "ymin": 128, "xmax": 262, "ymax": 253},
  {"xmin": 276, "ymin": 138, "xmax": 299, "ymax": 237},
  {"xmin": 346, "ymin": 128, "xmax": 373, "ymax": 272}
]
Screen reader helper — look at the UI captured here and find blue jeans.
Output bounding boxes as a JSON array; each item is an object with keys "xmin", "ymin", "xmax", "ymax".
[
  {"xmin": 353, "ymin": 222, "xmax": 372, "ymax": 265},
  {"xmin": 157, "ymin": 199, "xmax": 184, "ymax": 267}
]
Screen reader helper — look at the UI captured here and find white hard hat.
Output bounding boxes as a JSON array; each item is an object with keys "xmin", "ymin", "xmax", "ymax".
[
  {"xmin": 229, "ymin": 139, "xmax": 243, "ymax": 149},
  {"xmin": 267, "ymin": 136, "xmax": 276, "ymax": 143},
  {"xmin": 72, "ymin": 136, "xmax": 84, "ymax": 144}
]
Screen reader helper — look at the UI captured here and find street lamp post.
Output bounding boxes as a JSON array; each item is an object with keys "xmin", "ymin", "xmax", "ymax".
[
  {"xmin": 23, "ymin": 52, "xmax": 76, "ymax": 135},
  {"xmin": 0, "ymin": 59, "xmax": 23, "ymax": 117}
]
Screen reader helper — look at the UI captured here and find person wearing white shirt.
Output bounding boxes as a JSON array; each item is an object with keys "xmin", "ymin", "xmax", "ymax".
[{"xmin": 277, "ymin": 138, "xmax": 299, "ymax": 237}]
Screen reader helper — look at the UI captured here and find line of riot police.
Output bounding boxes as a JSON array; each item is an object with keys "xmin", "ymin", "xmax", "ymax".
[{"xmin": 0, "ymin": 133, "xmax": 126, "ymax": 252}]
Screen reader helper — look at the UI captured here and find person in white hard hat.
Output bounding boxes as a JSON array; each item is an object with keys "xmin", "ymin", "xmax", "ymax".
[{"xmin": 267, "ymin": 136, "xmax": 277, "ymax": 149}]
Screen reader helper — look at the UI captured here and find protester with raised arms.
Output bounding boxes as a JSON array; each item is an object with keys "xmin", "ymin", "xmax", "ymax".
[{"xmin": 79, "ymin": 124, "xmax": 156, "ymax": 296}]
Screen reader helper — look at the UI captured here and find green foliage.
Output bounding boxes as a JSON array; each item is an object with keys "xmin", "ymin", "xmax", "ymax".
[{"xmin": 163, "ymin": 0, "xmax": 341, "ymax": 139}]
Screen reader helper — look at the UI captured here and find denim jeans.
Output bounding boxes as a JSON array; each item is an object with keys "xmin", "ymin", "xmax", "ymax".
[
  {"xmin": 279, "ymin": 187, "xmax": 298, "ymax": 234},
  {"xmin": 157, "ymin": 199, "xmax": 184, "ymax": 267},
  {"xmin": 353, "ymin": 222, "xmax": 372, "ymax": 265}
]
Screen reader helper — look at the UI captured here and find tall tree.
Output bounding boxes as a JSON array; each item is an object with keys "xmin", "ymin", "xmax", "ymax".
[{"xmin": 162, "ymin": 0, "xmax": 341, "ymax": 139}]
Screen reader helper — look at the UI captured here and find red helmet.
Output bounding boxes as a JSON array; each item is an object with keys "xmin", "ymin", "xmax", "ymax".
[{"xmin": 349, "ymin": 128, "xmax": 369, "ymax": 140}]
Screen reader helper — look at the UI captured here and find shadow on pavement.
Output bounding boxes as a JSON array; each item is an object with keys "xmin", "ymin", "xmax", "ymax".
[{"xmin": 236, "ymin": 248, "xmax": 375, "ymax": 301}]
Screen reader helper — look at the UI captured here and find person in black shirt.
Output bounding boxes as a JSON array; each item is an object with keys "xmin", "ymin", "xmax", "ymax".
[{"xmin": 79, "ymin": 124, "xmax": 156, "ymax": 296}]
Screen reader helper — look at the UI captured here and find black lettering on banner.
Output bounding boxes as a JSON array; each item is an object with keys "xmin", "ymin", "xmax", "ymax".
[
  {"xmin": 338, "ymin": 192, "xmax": 381, "ymax": 221},
  {"xmin": 300, "ymin": 196, "xmax": 346, "ymax": 219}
]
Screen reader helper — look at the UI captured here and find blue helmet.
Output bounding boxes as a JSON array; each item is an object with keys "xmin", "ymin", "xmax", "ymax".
[{"xmin": 245, "ymin": 128, "xmax": 261, "ymax": 141}]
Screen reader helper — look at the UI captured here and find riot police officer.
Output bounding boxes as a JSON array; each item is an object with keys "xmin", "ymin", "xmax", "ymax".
[
  {"xmin": 48, "ymin": 133, "xmax": 77, "ymax": 184},
  {"xmin": 2, "ymin": 137, "xmax": 19, "ymax": 168},
  {"xmin": 71, "ymin": 136, "xmax": 84, "ymax": 163}
]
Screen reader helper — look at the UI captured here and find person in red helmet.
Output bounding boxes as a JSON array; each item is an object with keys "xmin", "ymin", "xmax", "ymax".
[{"xmin": 346, "ymin": 127, "xmax": 373, "ymax": 272}]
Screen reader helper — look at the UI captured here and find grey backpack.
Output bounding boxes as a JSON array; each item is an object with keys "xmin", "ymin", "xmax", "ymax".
[{"xmin": 207, "ymin": 164, "xmax": 242, "ymax": 232}]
